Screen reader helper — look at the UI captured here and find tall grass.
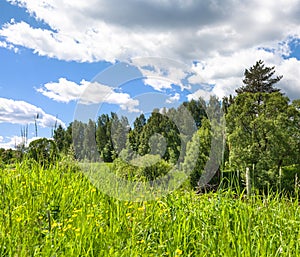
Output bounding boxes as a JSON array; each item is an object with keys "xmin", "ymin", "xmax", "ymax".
[{"xmin": 0, "ymin": 160, "xmax": 299, "ymax": 256}]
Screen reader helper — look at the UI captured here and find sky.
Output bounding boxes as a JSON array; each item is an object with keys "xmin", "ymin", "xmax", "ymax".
[{"xmin": 1, "ymin": 0, "xmax": 300, "ymax": 149}]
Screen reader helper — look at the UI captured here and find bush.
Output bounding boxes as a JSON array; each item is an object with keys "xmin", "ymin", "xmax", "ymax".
[
  {"xmin": 28, "ymin": 138, "xmax": 58, "ymax": 167},
  {"xmin": 281, "ymin": 165, "xmax": 300, "ymax": 194},
  {"xmin": 113, "ymin": 154, "xmax": 172, "ymax": 181}
]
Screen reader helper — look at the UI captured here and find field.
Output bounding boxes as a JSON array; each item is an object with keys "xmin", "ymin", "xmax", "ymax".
[{"xmin": 0, "ymin": 160, "xmax": 300, "ymax": 256}]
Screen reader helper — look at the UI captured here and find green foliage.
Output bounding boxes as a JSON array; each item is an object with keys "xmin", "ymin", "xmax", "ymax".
[
  {"xmin": 112, "ymin": 157, "xmax": 139, "ymax": 180},
  {"xmin": 182, "ymin": 118, "xmax": 211, "ymax": 188},
  {"xmin": 182, "ymin": 98, "xmax": 207, "ymax": 128},
  {"xmin": 113, "ymin": 155, "xmax": 172, "ymax": 181},
  {"xmin": 223, "ymin": 60, "xmax": 300, "ymax": 192},
  {"xmin": 140, "ymin": 156, "xmax": 172, "ymax": 181},
  {"xmin": 182, "ymin": 96, "xmax": 224, "ymax": 189},
  {"xmin": 52, "ymin": 99, "xmax": 203, "ymax": 166},
  {"xmin": 72, "ymin": 120, "xmax": 85, "ymax": 160},
  {"xmin": 0, "ymin": 148, "xmax": 23, "ymax": 165},
  {"xmin": 279, "ymin": 165, "xmax": 300, "ymax": 193},
  {"xmin": 49, "ymin": 60, "xmax": 300, "ymax": 193},
  {"xmin": 83, "ymin": 119, "xmax": 98, "ymax": 161},
  {"xmin": 236, "ymin": 60, "xmax": 282, "ymax": 94},
  {"xmin": 96, "ymin": 114, "xmax": 113, "ymax": 162},
  {"xmin": 28, "ymin": 138, "xmax": 58, "ymax": 167},
  {"xmin": 137, "ymin": 109, "xmax": 181, "ymax": 161},
  {"xmin": 53, "ymin": 125, "xmax": 65, "ymax": 151},
  {"xmin": 111, "ymin": 114, "xmax": 129, "ymax": 157},
  {"xmin": 226, "ymin": 91, "xmax": 300, "ymax": 191},
  {"xmin": 128, "ymin": 114, "xmax": 146, "ymax": 152}
]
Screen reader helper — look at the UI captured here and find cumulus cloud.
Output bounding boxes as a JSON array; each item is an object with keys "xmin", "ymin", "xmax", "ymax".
[
  {"xmin": 0, "ymin": 98, "xmax": 65, "ymax": 128},
  {"xmin": 277, "ymin": 58, "xmax": 300, "ymax": 100},
  {"xmin": 187, "ymin": 89, "xmax": 214, "ymax": 102},
  {"xmin": 36, "ymin": 78, "xmax": 88, "ymax": 103},
  {"xmin": 0, "ymin": 40, "xmax": 18, "ymax": 53},
  {"xmin": 1, "ymin": 0, "xmax": 300, "ymax": 99},
  {"xmin": 37, "ymin": 78, "xmax": 140, "ymax": 112},
  {"xmin": 166, "ymin": 93, "xmax": 180, "ymax": 104},
  {"xmin": 0, "ymin": 136, "xmax": 44, "ymax": 149},
  {"xmin": 2, "ymin": 0, "xmax": 300, "ymax": 63},
  {"xmin": 188, "ymin": 47, "xmax": 300, "ymax": 99},
  {"xmin": 0, "ymin": 135, "xmax": 22, "ymax": 149},
  {"xmin": 144, "ymin": 78, "xmax": 173, "ymax": 92},
  {"xmin": 131, "ymin": 58, "xmax": 192, "ymax": 91}
]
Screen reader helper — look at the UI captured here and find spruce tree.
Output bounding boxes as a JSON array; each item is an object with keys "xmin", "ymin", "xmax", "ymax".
[{"xmin": 236, "ymin": 60, "xmax": 282, "ymax": 95}]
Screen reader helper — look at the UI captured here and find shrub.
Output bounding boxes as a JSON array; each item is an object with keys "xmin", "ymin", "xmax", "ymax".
[
  {"xmin": 28, "ymin": 138, "xmax": 58, "ymax": 167},
  {"xmin": 113, "ymin": 154, "xmax": 172, "ymax": 181}
]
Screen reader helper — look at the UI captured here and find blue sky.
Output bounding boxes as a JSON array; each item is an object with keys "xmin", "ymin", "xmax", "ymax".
[{"xmin": 1, "ymin": 0, "xmax": 300, "ymax": 149}]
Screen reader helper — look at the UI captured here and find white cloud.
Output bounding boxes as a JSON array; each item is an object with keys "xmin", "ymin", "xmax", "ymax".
[
  {"xmin": 0, "ymin": 40, "xmax": 18, "ymax": 53},
  {"xmin": 0, "ymin": 136, "xmax": 44, "ymax": 150},
  {"xmin": 1, "ymin": 0, "xmax": 300, "ymax": 100},
  {"xmin": 277, "ymin": 58, "xmax": 300, "ymax": 100},
  {"xmin": 131, "ymin": 58, "xmax": 192, "ymax": 91},
  {"xmin": 36, "ymin": 78, "xmax": 89, "ymax": 103},
  {"xmin": 144, "ymin": 78, "xmax": 172, "ymax": 92},
  {"xmin": 187, "ymin": 47, "xmax": 298, "ymax": 99},
  {"xmin": 2, "ymin": 0, "xmax": 300, "ymax": 63},
  {"xmin": 0, "ymin": 98, "xmax": 65, "ymax": 128},
  {"xmin": 0, "ymin": 136, "xmax": 22, "ymax": 149},
  {"xmin": 37, "ymin": 78, "xmax": 140, "ymax": 112},
  {"xmin": 166, "ymin": 93, "xmax": 180, "ymax": 104},
  {"xmin": 187, "ymin": 89, "xmax": 214, "ymax": 102}
]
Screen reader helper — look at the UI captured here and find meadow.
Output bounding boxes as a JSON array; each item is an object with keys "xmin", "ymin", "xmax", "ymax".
[{"xmin": 0, "ymin": 160, "xmax": 300, "ymax": 256}]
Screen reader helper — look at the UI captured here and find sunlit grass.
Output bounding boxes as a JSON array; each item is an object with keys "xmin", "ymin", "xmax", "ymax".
[{"xmin": 0, "ymin": 160, "xmax": 299, "ymax": 256}]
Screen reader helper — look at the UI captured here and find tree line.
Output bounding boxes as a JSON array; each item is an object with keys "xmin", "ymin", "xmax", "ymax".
[
  {"xmin": 52, "ymin": 60, "xmax": 300, "ymax": 192},
  {"xmin": 53, "ymin": 98, "xmax": 209, "ymax": 163},
  {"xmin": 2, "ymin": 60, "xmax": 300, "ymax": 193}
]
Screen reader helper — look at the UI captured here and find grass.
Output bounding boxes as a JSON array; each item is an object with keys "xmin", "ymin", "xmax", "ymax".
[{"xmin": 0, "ymin": 160, "xmax": 300, "ymax": 256}]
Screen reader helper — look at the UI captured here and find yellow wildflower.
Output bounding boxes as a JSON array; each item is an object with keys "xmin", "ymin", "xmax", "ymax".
[
  {"xmin": 16, "ymin": 217, "xmax": 22, "ymax": 222},
  {"xmin": 175, "ymin": 249, "xmax": 183, "ymax": 255}
]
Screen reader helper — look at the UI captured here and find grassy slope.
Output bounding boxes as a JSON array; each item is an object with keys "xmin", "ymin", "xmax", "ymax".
[{"xmin": 0, "ymin": 161, "xmax": 299, "ymax": 256}]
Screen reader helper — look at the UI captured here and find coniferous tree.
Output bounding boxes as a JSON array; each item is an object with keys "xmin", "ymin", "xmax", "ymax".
[
  {"xmin": 182, "ymin": 118, "xmax": 211, "ymax": 188},
  {"xmin": 53, "ymin": 125, "xmax": 65, "ymax": 152},
  {"xmin": 182, "ymin": 98, "xmax": 207, "ymax": 128},
  {"xmin": 82, "ymin": 119, "xmax": 98, "ymax": 161},
  {"xmin": 96, "ymin": 114, "xmax": 111, "ymax": 160},
  {"xmin": 64, "ymin": 124, "xmax": 73, "ymax": 153},
  {"xmin": 138, "ymin": 109, "xmax": 181, "ymax": 161},
  {"xmin": 111, "ymin": 114, "xmax": 129, "ymax": 156},
  {"xmin": 72, "ymin": 120, "xmax": 85, "ymax": 160},
  {"xmin": 236, "ymin": 60, "xmax": 282, "ymax": 95},
  {"xmin": 128, "ymin": 114, "xmax": 146, "ymax": 152}
]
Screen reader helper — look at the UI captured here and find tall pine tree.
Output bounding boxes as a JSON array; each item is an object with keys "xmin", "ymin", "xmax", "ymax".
[{"xmin": 236, "ymin": 60, "xmax": 282, "ymax": 95}]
